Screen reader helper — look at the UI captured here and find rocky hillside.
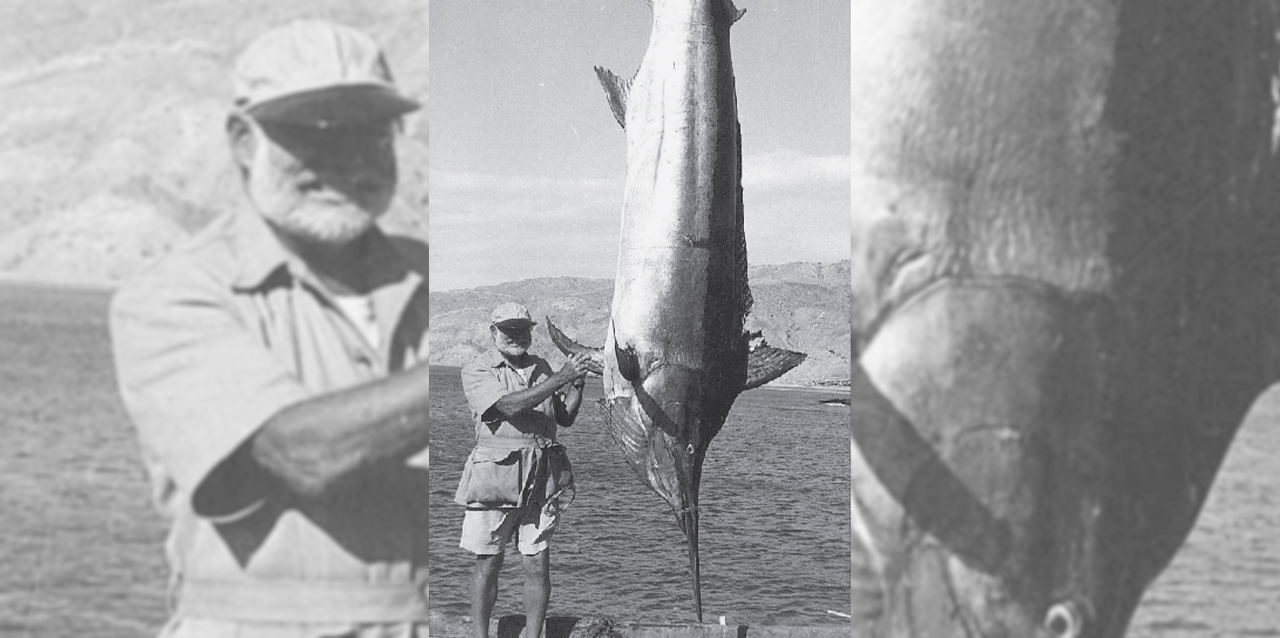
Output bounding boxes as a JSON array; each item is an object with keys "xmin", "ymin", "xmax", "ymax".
[
  {"xmin": 0, "ymin": 0, "xmax": 427, "ymax": 285},
  {"xmin": 429, "ymin": 261, "xmax": 852, "ymax": 386}
]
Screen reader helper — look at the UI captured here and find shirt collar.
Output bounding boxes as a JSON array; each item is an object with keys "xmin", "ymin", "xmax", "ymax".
[
  {"xmin": 484, "ymin": 348, "xmax": 510, "ymax": 368},
  {"xmin": 486, "ymin": 348, "xmax": 534, "ymax": 368},
  {"xmin": 230, "ymin": 209, "xmax": 293, "ymax": 290},
  {"xmin": 229, "ymin": 209, "xmax": 421, "ymax": 295},
  {"xmin": 484, "ymin": 349, "xmax": 547, "ymax": 378}
]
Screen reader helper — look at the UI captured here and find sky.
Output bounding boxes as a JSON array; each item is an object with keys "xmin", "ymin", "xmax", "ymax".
[{"xmin": 429, "ymin": 0, "xmax": 851, "ymax": 291}]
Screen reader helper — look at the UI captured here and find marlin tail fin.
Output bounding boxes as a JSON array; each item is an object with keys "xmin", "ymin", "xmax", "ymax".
[{"xmin": 545, "ymin": 317, "xmax": 605, "ymax": 375}]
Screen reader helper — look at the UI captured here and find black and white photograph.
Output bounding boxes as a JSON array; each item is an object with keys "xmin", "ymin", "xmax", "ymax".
[
  {"xmin": 427, "ymin": 1, "xmax": 851, "ymax": 635},
  {"xmin": 4, "ymin": 1, "xmax": 1280, "ymax": 638}
]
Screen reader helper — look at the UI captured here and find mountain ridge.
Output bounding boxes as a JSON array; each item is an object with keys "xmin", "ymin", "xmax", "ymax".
[
  {"xmin": 0, "ymin": 0, "xmax": 427, "ymax": 285},
  {"xmin": 429, "ymin": 261, "xmax": 851, "ymax": 386}
]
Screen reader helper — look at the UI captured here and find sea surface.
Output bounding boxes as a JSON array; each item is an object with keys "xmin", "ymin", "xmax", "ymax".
[
  {"xmin": 427, "ymin": 365, "xmax": 854, "ymax": 627},
  {"xmin": 1, "ymin": 283, "xmax": 1278, "ymax": 636},
  {"xmin": 0, "ymin": 283, "xmax": 168, "ymax": 637},
  {"xmin": 1125, "ymin": 397, "xmax": 1280, "ymax": 638}
]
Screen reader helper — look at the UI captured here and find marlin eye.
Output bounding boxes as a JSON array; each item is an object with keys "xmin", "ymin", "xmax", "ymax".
[{"xmin": 1044, "ymin": 601, "xmax": 1084, "ymax": 638}]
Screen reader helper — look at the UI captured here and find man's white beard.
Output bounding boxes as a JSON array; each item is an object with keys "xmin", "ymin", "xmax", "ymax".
[
  {"xmin": 496, "ymin": 342, "xmax": 528, "ymax": 359},
  {"xmin": 247, "ymin": 140, "xmax": 383, "ymax": 245}
]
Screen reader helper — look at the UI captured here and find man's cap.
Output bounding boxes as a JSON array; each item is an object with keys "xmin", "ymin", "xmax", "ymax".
[
  {"xmin": 490, "ymin": 302, "xmax": 538, "ymax": 329},
  {"xmin": 233, "ymin": 20, "xmax": 420, "ymax": 126}
]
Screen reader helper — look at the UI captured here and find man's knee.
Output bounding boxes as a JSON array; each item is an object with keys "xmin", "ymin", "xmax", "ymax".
[
  {"xmin": 475, "ymin": 552, "xmax": 504, "ymax": 576},
  {"xmin": 521, "ymin": 550, "xmax": 549, "ymax": 578}
]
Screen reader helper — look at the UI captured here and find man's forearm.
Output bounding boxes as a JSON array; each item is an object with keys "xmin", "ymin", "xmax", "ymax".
[
  {"xmin": 556, "ymin": 384, "xmax": 584, "ymax": 426},
  {"xmin": 492, "ymin": 372, "xmax": 573, "ymax": 418},
  {"xmin": 250, "ymin": 362, "xmax": 432, "ymax": 497}
]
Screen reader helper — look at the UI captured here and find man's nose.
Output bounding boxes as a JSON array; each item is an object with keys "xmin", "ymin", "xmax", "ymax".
[
  {"xmin": 328, "ymin": 145, "xmax": 391, "ymax": 172},
  {"xmin": 314, "ymin": 148, "xmax": 393, "ymax": 188}
]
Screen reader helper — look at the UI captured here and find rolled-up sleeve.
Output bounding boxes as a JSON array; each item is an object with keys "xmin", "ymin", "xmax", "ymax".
[
  {"xmin": 110, "ymin": 261, "xmax": 309, "ymax": 518},
  {"xmin": 460, "ymin": 357, "xmax": 508, "ymax": 425}
]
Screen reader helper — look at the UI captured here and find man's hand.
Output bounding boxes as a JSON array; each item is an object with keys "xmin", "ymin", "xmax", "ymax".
[
  {"xmin": 554, "ymin": 353, "xmax": 591, "ymax": 426},
  {"xmin": 491, "ymin": 354, "xmax": 593, "ymax": 422},
  {"xmin": 555, "ymin": 353, "xmax": 594, "ymax": 387}
]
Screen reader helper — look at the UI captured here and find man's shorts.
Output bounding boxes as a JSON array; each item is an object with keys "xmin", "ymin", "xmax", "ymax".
[{"xmin": 460, "ymin": 502, "xmax": 559, "ymax": 556}]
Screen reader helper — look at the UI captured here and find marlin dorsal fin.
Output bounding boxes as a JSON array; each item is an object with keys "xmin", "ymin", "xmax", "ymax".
[{"xmin": 594, "ymin": 66, "xmax": 632, "ymax": 129}]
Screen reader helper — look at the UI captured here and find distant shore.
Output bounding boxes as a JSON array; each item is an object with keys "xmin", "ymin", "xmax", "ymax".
[
  {"xmin": 0, "ymin": 273, "xmax": 115, "ymax": 291},
  {"xmin": 765, "ymin": 381, "xmax": 851, "ymax": 394},
  {"xmin": 428, "ymin": 364, "xmax": 849, "ymax": 394}
]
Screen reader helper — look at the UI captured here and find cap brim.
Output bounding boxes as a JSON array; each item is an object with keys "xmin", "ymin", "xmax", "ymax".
[
  {"xmin": 494, "ymin": 319, "xmax": 538, "ymax": 329},
  {"xmin": 245, "ymin": 83, "xmax": 420, "ymax": 126}
]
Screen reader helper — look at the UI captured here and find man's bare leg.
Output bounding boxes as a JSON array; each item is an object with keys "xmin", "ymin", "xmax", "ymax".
[
  {"xmin": 521, "ymin": 550, "xmax": 550, "ymax": 638},
  {"xmin": 472, "ymin": 553, "xmax": 504, "ymax": 638}
]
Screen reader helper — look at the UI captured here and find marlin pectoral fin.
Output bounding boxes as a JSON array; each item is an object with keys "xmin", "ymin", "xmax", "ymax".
[
  {"xmin": 593, "ymin": 66, "xmax": 632, "ymax": 129},
  {"xmin": 743, "ymin": 346, "xmax": 807, "ymax": 390},
  {"xmin": 615, "ymin": 340, "xmax": 642, "ymax": 382},
  {"xmin": 726, "ymin": 1, "xmax": 746, "ymax": 25},
  {"xmin": 545, "ymin": 317, "xmax": 605, "ymax": 374}
]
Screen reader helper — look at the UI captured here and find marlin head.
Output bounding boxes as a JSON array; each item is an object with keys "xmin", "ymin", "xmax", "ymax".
[
  {"xmin": 601, "ymin": 357, "xmax": 716, "ymax": 622},
  {"xmin": 846, "ymin": 0, "xmax": 1280, "ymax": 633},
  {"xmin": 851, "ymin": 282, "xmax": 1119, "ymax": 637}
]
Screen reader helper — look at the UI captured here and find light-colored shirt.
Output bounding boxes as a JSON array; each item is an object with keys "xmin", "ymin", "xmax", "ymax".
[
  {"xmin": 460, "ymin": 349, "xmax": 560, "ymax": 445},
  {"xmin": 332, "ymin": 293, "xmax": 381, "ymax": 349},
  {"xmin": 110, "ymin": 209, "xmax": 429, "ymax": 638}
]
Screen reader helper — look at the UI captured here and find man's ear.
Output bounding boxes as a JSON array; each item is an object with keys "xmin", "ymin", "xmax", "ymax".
[{"xmin": 226, "ymin": 113, "xmax": 257, "ymax": 172}]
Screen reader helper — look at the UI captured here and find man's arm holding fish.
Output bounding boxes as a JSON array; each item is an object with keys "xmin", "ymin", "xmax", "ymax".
[
  {"xmin": 487, "ymin": 354, "xmax": 593, "ymax": 422},
  {"xmin": 553, "ymin": 365, "xmax": 586, "ymax": 427}
]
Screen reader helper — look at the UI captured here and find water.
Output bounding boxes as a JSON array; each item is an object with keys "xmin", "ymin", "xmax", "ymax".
[
  {"xmin": 1126, "ymin": 391, "xmax": 1280, "ymax": 637},
  {"xmin": 0, "ymin": 283, "xmax": 168, "ymax": 638},
  {"xmin": 427, "ymin": 365, "xmax": 854, "ymax": 626},
  {"xmin": 1, "ymin": 284, "xmax": 1277, "ymax": 636}
]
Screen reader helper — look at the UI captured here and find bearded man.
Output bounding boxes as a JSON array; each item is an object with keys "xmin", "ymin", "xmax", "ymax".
[
  {"xmin": 110, "ymin": 20, "xmax": 430, "ymax": 638},
  {"xmin": 456, "ymin": 303, "xmax": 592, "ymax": 638}
]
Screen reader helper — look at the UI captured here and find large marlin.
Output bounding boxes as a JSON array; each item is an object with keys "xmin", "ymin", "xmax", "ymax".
[{"xmin": 548, "ymin": 0, "xmax": 806, "ymax": 621}]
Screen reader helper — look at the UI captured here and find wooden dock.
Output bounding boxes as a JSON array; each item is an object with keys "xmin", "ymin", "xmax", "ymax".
[{"xmin": 427, "ymin": 613, "xmax": 854, "ymax": 638}]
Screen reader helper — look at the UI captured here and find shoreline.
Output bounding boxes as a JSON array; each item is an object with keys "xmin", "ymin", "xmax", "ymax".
[
  {"xmin": 761, "ymin": 382, "xmax": 851, "ymax": 394},
  {"xmin": 428, "ymin": 364, "xmax": 850, "ymax": 394},
  {"xmin": 0, "ymin": 273, "xmax": 116, "ymax": 292}
]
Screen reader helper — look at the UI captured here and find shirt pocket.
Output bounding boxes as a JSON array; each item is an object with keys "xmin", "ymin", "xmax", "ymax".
[{"xmin": 453, "ymin": 447, "xmax": 525, "ymax": 508}]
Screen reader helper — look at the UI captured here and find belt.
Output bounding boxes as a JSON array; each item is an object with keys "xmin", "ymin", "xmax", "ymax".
[
  {"xmin": 177, "ymin": 578, "xmax": 428, "ymax": 623},
  {"xmin": 475, "ymin": 436, "xmax": 557, "ymax": 450}
]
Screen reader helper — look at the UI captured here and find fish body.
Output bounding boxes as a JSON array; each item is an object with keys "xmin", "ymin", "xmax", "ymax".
[
  {"xmin": 602, "ymin": 0, "xmax": 746, "ymax": 622},
  {"xmin": 551, "ymin": 0, "xmax": 804, "ymax": 621},
  {"xmin": 849, "ymin": 1, "xmax": 1280, "ymax": 636},
  {"xmin": 602, "ymin": 0, "xmax": 748, "ymax": 565}
]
